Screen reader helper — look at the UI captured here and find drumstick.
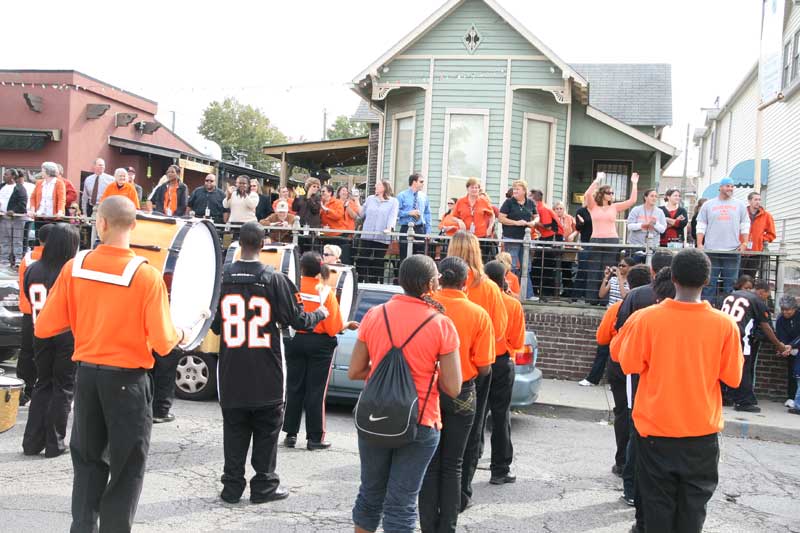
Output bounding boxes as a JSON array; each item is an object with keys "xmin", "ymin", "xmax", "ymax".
[{"xmin": 130, "ymin": 243, "xmax": 162, "ymax": 252}]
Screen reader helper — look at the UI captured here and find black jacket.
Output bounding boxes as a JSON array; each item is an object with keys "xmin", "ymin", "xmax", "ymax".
[
  {"xmin": 210, "ymin": 261, "xmax": 325, "ymax": 408},
  {"xmin": 256, "ymin": 194, "xmax": 273, "ymax": 221},
  {"xmin": 659, "ymin": 205, "xmax": 689, "ymax": 245},
  {"xmin": 188, "ymin": 186, "xmax": 226, "ymax": 223},
  {"xmin": 293, "ymin": 193, "xmax": 321, "ymax": 228},
  {"xmin": 575, "ymin": 206, "xmax": 593, "ymax": 242},
  {"xmin": 150, "ymin": 181, "xmax": 188, "ymax": 217},
  {"xmin": 607, "ymin": 284, "xmax": 657, "ymax": 383},
  {"xmin": 5, "ymin": 183, "xmax": 28, "ymax": 214}
]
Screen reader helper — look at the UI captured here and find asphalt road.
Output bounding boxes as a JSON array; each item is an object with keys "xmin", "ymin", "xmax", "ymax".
[{"xmin": 0, "ymin": 397, "xmax": 798, "ymax": 532}]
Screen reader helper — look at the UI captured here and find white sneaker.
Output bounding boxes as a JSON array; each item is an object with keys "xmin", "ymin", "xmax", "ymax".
[
  {"xmin": 578, "ymin": 379, "xmax": 595, "ymax": 387},
  {"xmin": 785, "ymin": 399, "xmax": 795, "ymax": 409}
]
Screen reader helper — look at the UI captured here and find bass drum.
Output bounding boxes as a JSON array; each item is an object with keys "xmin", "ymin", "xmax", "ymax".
[
  {"xmin": 225, "ymin": 242, "xmax": 299, "ymax": 286},
  {"xmin": 128, "ymin": 213, "xmax": 222, "ymax": 351},
  {"xmin": 325, "ymin": 264, "xmax": 358, "ymax": 321},
  {"xmin": 0, "ymin": 376, "xmax": 24, "ymax": 433}
]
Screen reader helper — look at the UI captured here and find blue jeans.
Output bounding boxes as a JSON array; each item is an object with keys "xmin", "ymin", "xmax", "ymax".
[
  {"xmin": 505, "ymin": 242, "xmax": 533, "ymax": 298},
  {"xmin": 794, "ymin": 378, "xmax": 800, "ymax": 407},
  {"xmin": 702, "ymin": 252, "xmax": 741, "ymax": 305},
  {"xmin": 353, "ymin": 425, "xmax": 440, "ymax": 533}
]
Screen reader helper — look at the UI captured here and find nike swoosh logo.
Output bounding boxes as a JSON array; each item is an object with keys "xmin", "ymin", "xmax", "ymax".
[{"xmin": 368, "ymin": 414, "xmax": 388, "ymax": 422}]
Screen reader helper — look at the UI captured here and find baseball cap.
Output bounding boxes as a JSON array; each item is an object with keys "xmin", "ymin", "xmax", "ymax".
[
  {"xmin": 719, "ymin": 177, "xmax": 734, "ymax": 186},
  {"xmin": 276, "ymin": 201, "xmax": 289, "ymax": 212}
]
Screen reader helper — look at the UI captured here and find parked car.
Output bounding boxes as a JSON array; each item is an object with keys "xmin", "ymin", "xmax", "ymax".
[
  {"xmin": 0, "ymin": 264, "xmax": 22, "ymax": 363},
  {"xmin": 176, "ymin": 283, "xmax": 542, "ymax": 406},
  {"xmin": 327, "ymin": 283, "xmax": 542, "ymax": 407}
]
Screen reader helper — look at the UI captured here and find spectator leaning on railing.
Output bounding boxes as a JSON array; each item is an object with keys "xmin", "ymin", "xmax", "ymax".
[
  {"xmin": 659, "ymin": 189, "xmax": 688, "ymax": 246},
  {"xmin": 397, "ymin": 173, "xmax": 431, "ymax": 260},
  {"xmin": 292, "ymin": 177, "xmax": 322, "ymax": 229},
  {"xmin": 626, "ymin": 189, "xmax": 666, "ymax": 249},
  {"xmin": 31, "ymin": 162, "xmax": 66, "ymax": 218},
  {"xmin": 260, "ymin": 201, "xmax": 296, "ymax": 244},
  {"xmin": 741, "ymin": 191, "xmax": 776, "ymax": 279},
  {"xmin": 498, "ymin": 180, "xmax": 537, "ymax": 296},
  {"xmin": 359, "ymin": 179, "xmax": 399, "ymax": 284},
  {"xmin": 583, "ymin": 172, "xmax": 639, "ymax": 305},
  {"xmin": 696, "ymin": 177, "xmax": 750, "ymax": 304},
  {"xmin": 188, "ymin": 174, "xmax": 226, "ymax": 224}
]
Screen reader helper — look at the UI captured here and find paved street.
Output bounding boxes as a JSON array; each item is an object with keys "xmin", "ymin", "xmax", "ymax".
[{"xmin": 0, "ymin": 397, "xmax": 798, "ymax": 532}]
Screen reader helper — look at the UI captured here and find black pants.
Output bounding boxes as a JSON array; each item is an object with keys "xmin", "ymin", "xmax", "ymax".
[
  {"xmin": 531, "ymin": 237, "xmax": 556, "ymax": 297},
  {"xmin": 151, "ymin": 350, "xmax": 180, "ymax": 417},
  {"xmin": 460, "ymin": 370, "xmax": 491, "ymax": 510},
  {"xmin": 18, "ymin": 313, "xmax": 36, "ymax": 400},
  {"xmin": 607, "ymin": 362, "xmax": 629, "ymax": 468},
  {"xmin": 479, "ymin": 240, "xmax": 496, "ymax": 267},
  {"xmin": 637, "ymin": 432, "xmax": 720, "ymax": 533},
  {"xmin": 419, "ymin": 380, "xmax": 476, "ymax": 533},
  {"xmin": 359, "ymin": 240, "xmax": 389, "ymax": 283},
  {"xmin": 788, "ymin": 355, "xmax": 798, "ymax": 400},
  {"xmin": 586, "ymin": 238, "xmax": 620, "ymax": 305},
  {"xmin": 487, "ymin": 354, "xmax": 515, "ymax": 477},
  {"xmin": 23, "ymin": 333, "xmax": 75, "ymax": 456},
  {"xmin": 283, "ymin": 333, "xmax": 336, "ymax": 442},
  {"xmin": 70, "ymin": 364, "xmax": 152, "ymax": 533},
  {"xmin": 585, "ymin": 344, "xmax": 610, "ymax": 384},
  {"xmin": 399, "ymin": 224, "xmax": 426, "ymax": 260},
  {"xmin": 221, "ymin": 404, "xmax": 283, "ymax": 501},
  {"xmin": 732, "ymin": 342, "xmax": 759, "ymax": 407}
]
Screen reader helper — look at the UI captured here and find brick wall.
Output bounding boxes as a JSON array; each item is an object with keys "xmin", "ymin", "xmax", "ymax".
[{"xmin": 525, "ymin": 303, "xmax": 791, "ymax": 401}]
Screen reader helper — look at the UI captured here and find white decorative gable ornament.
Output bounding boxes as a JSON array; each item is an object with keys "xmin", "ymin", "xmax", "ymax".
[{"xmin": 463, "ymin": 24, "xmax": 482, "ymax": 54}]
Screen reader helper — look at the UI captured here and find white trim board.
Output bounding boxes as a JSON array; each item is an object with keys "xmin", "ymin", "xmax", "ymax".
[
  {"xmin": 585, "ymin": 105, "xmax": 678, "ymax": 156},
  {"xmin": 421, "ymin": 59, "xmax": 435, "ymax": 179},
  {"xmin": 500, "ymin": 58, "xmax": 513, "ymax": 195},
  {"xmin": 519, "ymin": 112, "xmax": 558, "ymax": 203},
  {"xmin": 440, "ymin": 108, "xmax": 490, "ymax": 214}
]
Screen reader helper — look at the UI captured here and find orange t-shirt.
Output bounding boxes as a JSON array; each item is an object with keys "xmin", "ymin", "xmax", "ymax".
[
  {"xmin": 505, "ymin": 271, "xmax": 520, "ymax": 297},
  {"xmin": 611, "ymin": 299, "xmax": 743, "ymax": 438},
  {"xmin": 498, "ymin": 291, "xmax": 525, "ymax": 356},
  {"xmin": 18, "ymin": 247, "xmax": 43, "ymax": 314},
  {"xmin": 321, "ymin": 198, "xmax": 347, "ymax": 237},
  {"xmin": 439, "ymin": 213, "xmax": 461, "ymax": 236},
  {"xmin": 297, "ymin": 276, "xmax": 343, "ymax": 336},
  {"xmin": 597, "ymin": 300, "xmax": 623, "ymax": 347},
  {"xmin": 465, "ymin": 271, "xmax": 507, "ymax": 356},
  {"xmin": 342, "ymin": 199, "xmax": 359, "ymax": 232},
  {"xmin": 432, "ymin": 288, "xmax": 494, "ymax": 381},
  {"xmin": 453, "ymin": 196, "xmax": 494, "ymax": 237},
  {"xmin": 100, "ymin": 182, "xmax": 141, "ymax": 209},
  {"xmin": 357, "ymin": 295, "xmax": 459, "ymax": 429},
  {"xmin": 34, "ymin": 245, "xmax": 181, "ymax": 369}
]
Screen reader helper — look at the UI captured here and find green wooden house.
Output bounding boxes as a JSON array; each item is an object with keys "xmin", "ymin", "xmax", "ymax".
[{"xmin": 351, "ymin": 0, "xmax": 677, "ymax": 218}]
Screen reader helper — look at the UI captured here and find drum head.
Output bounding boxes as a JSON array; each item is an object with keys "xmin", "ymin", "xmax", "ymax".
[
  {"xmin": 330, "ymin": 265, "xmax": 358, "ymax": 321},
  {"xmin": 225, "ymin": 242, "xmax": 299, "ymax": 286},
  {"xmin": 171, "ymin": 220, "xmax": 222, "ymax": 351},
  {"xmin": 0, "ymin": 376, "xmax": 24, "ymax": 388}
]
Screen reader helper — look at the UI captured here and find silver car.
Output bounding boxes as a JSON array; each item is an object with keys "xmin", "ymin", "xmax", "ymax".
[{"xmin": 327, "ymin": 283, "xmax": 542, "ymax": 407}]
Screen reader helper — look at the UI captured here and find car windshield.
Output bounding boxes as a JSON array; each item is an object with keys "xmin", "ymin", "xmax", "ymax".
[{"xmin": 354, "ymin": 290, "xmax": 395, "ymax": 322}]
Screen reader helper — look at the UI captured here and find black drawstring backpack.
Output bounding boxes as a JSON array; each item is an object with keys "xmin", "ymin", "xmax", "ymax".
[{"xmin": 354, "ymin": 305, "xmax": 437, "ymax": 448}]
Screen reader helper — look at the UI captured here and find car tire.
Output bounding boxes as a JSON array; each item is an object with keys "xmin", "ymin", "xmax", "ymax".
[{"xmin": 175, "ymin": 352, "xmax": 218, "ymax": 401}]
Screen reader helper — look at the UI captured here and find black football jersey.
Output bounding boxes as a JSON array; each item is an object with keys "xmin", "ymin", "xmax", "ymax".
[
  {"xmin": 210, "ymin": 260, "xmax": 326, "ymax": 408},
  {"xmin": 720, "ymin": 290, "xmax": 770, "ymax": 355},
  {"xmin": 24, "ymin": 260, "xmax": 74, "ymax": 350}
]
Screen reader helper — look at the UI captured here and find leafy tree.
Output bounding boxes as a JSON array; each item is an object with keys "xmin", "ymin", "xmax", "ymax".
[
  {"xmin": 326, "ymin": 115, "xmax": 369, "ymax": 140},
  {"xmin": 198, "ymin": 97, "xmax": 287, "ymax": 172}
]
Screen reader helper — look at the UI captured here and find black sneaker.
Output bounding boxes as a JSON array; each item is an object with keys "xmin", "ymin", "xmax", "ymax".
[
  {"xmin": 251, "ymin": 487, "xmax": 289, "ymax": 504},
  {"xmin": 611, "ymin": 464, "xmax": 624, "ymax": 477},
  {"xmin": 788, "ymin": 408, "xmax": 800, "ymax": 415},
  {"xmin": 220, "ymin": 490, "xmax": 241, "ymax": 504},
  {"xmin": 153, "ymin": 413, "xmax": 176, "ymax": 424},
  {"xmin": 734, "ymin": 404, "xmax": 761, "ymax": 413},
  {"xmin": 284, "ymin": 434, "xmax": 297, "ymax": 448},
  {"xmin": 620, "ymin": 495, "xmax": 635, "ymax": 506},
  {"xmin": 489, "ymin": 473, "xmax": 516, "ymax": 485},
  {"xmin": 307, "ymin": 440, "xmax": 331, "ymax": 450}
]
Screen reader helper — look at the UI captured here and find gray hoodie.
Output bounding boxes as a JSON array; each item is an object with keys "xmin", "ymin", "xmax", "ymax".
[{"xmin": 626, "ymin": 204, "xmax": 667, "ymax": 246}]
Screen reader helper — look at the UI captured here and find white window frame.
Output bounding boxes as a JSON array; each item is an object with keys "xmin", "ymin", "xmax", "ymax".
[
  {"xmin": 440, "ymin": 108, "xmax": 490, "ymax": 214},
  {"xmin": 389, "ymin": 111, "xmax": 416, "ymax": 188},
  {"xmin": 519, "ymin": 112, "xmax": 557, "ymax": 202}
]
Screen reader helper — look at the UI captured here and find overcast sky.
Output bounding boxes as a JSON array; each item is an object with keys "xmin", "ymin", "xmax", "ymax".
[{"xmin": 4, "ymin": 0, "xmax": 763, "ymax": 175}]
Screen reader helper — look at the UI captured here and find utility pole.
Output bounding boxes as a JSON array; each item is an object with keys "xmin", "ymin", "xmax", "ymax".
[
  {"xmin": 322, "ymin": 108, "xmax": 327, "ymax": 140},
  {"xmin": 170, "ymin": 110, "xmax": 176, "ymax": 132}
]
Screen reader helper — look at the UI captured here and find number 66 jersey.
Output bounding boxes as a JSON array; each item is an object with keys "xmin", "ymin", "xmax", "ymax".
[
  {"xmin": 210, "ymin": 260, "xmax": 327, "ymax": 408},
  {"xmin": 720, "ymin": 290, "xmax": 770, "ymax": 356}
]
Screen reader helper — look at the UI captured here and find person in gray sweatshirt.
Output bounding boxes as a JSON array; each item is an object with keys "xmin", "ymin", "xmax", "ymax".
[
  {"xmin": 626, "ymin": 189, "xmax": 667, "ymax": 248},
  {"xmin": 696, "ymin": 177, "xmax": 750, "ymax": 304}
]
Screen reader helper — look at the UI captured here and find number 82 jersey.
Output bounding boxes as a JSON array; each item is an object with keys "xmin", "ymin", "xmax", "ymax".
[{"xmin": 720, "ymin": 290, "xmax": 770, "ymax": 356}]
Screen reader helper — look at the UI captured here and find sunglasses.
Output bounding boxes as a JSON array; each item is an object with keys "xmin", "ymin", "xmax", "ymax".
[
  {"xmin": 605, "ymin": 191, "xmax": 614, "ymax": 195},
  {"xmin": 617, "ymin": 264, "xmax": 627, "ymax": 268},
  {"xmin": 322, "ymin": 252, "xmax": 335, "ymax": 257},
  {"xmin": 447, "ymin": 201, "xmax": 455, "ymax": 205}
]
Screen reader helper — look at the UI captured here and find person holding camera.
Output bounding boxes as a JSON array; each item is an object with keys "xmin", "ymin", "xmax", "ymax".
[{"xmin": 598, "ymin": 256, "xmax": 635, "ymax": 306}]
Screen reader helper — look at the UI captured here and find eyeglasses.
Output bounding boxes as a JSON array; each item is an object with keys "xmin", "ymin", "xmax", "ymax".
[
  {"xmin": 447, "ymin": 201, "xmax": 455, "ymax": 205},
  {"xmin": 605, "ymin": 191, "xmax": 614, "ymax": 195}
]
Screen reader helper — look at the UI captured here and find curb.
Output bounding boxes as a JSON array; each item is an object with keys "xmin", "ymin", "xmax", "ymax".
[{"xmin": 518, "ymin": 402, "xmax": 800, "ymax": 445}]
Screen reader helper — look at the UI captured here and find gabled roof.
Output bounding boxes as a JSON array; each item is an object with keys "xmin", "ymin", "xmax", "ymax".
[
  {"xmin": 571, "ymin": 63, "xmax": 673, "ymax": 127},
  {"xmin": 352, "ymin": 0, "xmax": 587, "ymax": 87}
]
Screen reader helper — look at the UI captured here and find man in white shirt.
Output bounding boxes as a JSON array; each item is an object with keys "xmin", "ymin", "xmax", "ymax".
[{"xmin": 81, "ymin": 158, "xmax": 113, "ymax": 217}]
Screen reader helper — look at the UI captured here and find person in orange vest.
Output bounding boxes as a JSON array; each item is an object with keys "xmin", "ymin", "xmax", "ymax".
[{"xmin": 741, "ymin": 191, "xmax": 776, "ymax": 279}]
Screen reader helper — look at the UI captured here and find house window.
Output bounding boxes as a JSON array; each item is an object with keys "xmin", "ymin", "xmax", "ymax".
[
  {"xmin": 442, "ymin": 110, "xmax": 488, "ymax": 206},
  {"xmin": 592, "ymin": 161, "xmax": 632, "ymax": 200},
  {"xmin": 391, "ymin": 113, "xmax": 415, "ymax": 194},
  {"xmin": 783, "ymin": 41, "xmax": 793, "ymax": 88},
  {"xmin": 792, "ymin": 31, "xmax": 800, "ymax": 83},
  {"xmin": 521, "ymin": 113, "xmax": 556, "ymax": 196}
]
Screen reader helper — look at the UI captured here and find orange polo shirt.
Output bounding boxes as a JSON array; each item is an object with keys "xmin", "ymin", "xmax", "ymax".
[
  {"xmin": 498, "ymin": 291, "xmax": 525, "ymax": 356},
  {"xmin": 439, "ymin": 213, "xmax": 461, "ymax": 236},
  {"xmin": 100, "ymin": 182, "xmax": 141, "ymax": 209},
  {"xmin": 321, "ymin": 198, "xmax": 347, "ymax": 237},
  {"xmin": 454, "ymin": 196, "xmax": 494, "ymax": 238},
  {"xmin": 505, "ymin": 271, "xmax": 520, "ymax": 297},
  {"xmin": 34, "ymin": 245, "xmax": 181, "ymax": 369},
  {"xmin": 597, "ymin": 300, "xmax": 622, "ymax": 346},
  {"xmin": 18, "ymin": 247, "xmax": 43, "ymax": 314},
  {"xmin": 465, "ymin": 271, "xmax": 507, "ymax": 356},
  {"xmin": 611, "ymin": 299, "xmax": 743, "ymax": 438},
  {"xmin": 298, "ymin": 276, "xmax": 343, "ymax": 336},
  {"xmin": 432, "ymin": 288, "xmax": 494, "ymax": 381}
]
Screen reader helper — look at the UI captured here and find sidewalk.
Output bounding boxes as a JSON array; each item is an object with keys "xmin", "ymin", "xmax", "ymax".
[{"xmin": 520, "ymin": 378, "xmax": 800, "ymax": 445}]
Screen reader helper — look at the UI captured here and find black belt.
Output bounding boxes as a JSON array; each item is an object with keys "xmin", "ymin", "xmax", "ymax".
[{"xmin": 77, "ymin": 362, "xmax": 146, "ymax": 373}]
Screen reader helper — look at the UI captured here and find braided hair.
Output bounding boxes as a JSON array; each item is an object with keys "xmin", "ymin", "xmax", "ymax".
[
  {"xmin": 438, "ymin": 256, "xmax": 468, "ymax": 290},
  {"xmin": 398, "ymin": 255, "xmax": 444, "ymax": 313}
]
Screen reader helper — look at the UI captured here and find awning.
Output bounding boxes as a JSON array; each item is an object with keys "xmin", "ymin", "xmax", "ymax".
[
  {"xmin": 0, "ymin": 128, "xmax": 61, "ymax": 151},
  {"xmin": 109, "ymin": 136, "xmax": 181, "ymax": 159},
  {"xmin": 701, "ymin": 159, "xmax": 770, "ymax": 199}
]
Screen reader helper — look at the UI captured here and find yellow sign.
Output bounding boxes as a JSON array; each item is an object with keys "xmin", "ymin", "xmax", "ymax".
[
  {"xmin": 179, "ymin": 158, "xmax": 215, "ymax": 174},
  {"xmin": 572, "ymin": 193, "xmax": 585, "ymax": 204}
]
